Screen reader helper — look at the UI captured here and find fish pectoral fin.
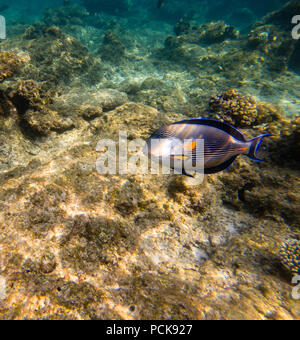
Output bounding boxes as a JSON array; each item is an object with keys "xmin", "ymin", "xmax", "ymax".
[
  {"xmin": 170, "ymin": 154, "xmax": 191, "ymax": 161},
  {"xmin": 182, "ymin": 140, "xmax": 198, "ymax": 152}
]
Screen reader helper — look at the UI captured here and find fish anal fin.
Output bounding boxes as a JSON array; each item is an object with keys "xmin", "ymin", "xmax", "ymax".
[
  {"xmin": 205, "ymin": 156, "xmax": 237, "ymax": 174},
  {"xmin": 172, "ymin": 167, "xmax": 195, "ymax": 178}
]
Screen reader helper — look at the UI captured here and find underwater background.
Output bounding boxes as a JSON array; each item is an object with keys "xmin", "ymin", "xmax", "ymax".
[{"xmin": 0, "ymin": 0, "xmax": 299, "ymax": 319}]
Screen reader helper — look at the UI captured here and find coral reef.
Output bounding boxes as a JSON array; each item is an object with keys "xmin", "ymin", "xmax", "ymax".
[
  {"xmin": 0, "ymin": 97, "xmax": 299, "ymax": 319},
  {"xmin": 0, "ymin": 51, "xmax": 23, "ymax": 82},
  {"xmin": 0, "ymin": 90, "xmax": 15, "ymax": 117},
  {"xmin": 289, "ymin": 40, "xmax": 300, "ymax": 73},
  {"xmin": 0, "ymin": 68, "xmax": 128, "ymax": 136},
  {"xmin": 173, "ymin": 21, "xmax": 239, "ymax": 45},
  {"xmin": 162, "ymin": 21, "xmax": 240, "ymax": 71},
  {"xmin": 263, "ymin": 0, "xmax": 300, "ymax": 31},
  {"xmin": 249, "ymin": 0, "xmax": 300, "ymax": 73},
  {"xmin": 42, "ymin": 4, "xmax": 89, "ymax": 28},
  {"xmin": 0, "ymin": 0, "xmax": 299, "ymax": 321},
  {"xmin": 263, "ymin": 115, "xmax": 300, "ymax": 169},
  {"xmin": 174, "ymin": 20, "xmax": 191, "ymax": 37},
  {"xmin": 280, "ymin": 240, "xmax": 300, "ymax": 275},
  {"xmin": 99, "ymin": 30, "xmax": 127, "ymax": 63},
  {"xmin": 247, "ymin": 25, "xmax": 295, "ymax": 73},
  {"xmin": 5, "ymin": 80, "xmax": 73, "ymax": 135},
  {"xmin": 15, "ymin": 27, "xmax": 102, "ymax": 88},
  {"xmin": 209, "ymin": 89, "xmax": 283, "ymax": 127}
]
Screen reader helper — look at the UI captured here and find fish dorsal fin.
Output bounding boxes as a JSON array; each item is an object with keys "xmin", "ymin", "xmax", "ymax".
[
  {"xmin": 149, "ymin": 126, "xmax": 177, "ymax": 139},
  {"xmin": 204, "ymin": 156, "xmax": 237, "ymax": 174},
  {"xmin": 173, "ymin": 118, "xmax": 246, "ymax": 142}
]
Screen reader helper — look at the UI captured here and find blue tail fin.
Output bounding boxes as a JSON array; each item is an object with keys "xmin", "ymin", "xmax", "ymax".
[{"xmin": 248, "ymin": 134, "xmax": 271, "ymax": 161}]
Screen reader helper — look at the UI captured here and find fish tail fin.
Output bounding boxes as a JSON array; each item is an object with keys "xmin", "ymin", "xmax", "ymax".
[{"xmin": 248, "ymin": 134, "xmax": 271, "ymax": 161}]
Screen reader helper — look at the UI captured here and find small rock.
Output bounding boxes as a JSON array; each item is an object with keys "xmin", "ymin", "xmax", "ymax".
[
  {"xmin": 40, "ymin": 254, "xmax": 57, "ymax": 274},
  {"xmin": 96, "ymin": 89, "xmax": 128, "ymax": 111}
]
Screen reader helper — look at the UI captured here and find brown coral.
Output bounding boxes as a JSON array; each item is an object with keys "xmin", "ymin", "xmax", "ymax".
[
  {"xmin": 20, "ymin": 28, "xmax": 103, "ymax": 88},
  {"xmin": 99, "ymin": 30, "xmax": 127, "ymax": 63},
  {"xmin": 263, "ymin": 0, "xmax": 300, "ymax": 31},
  {"xmin": 248, "ymin": 0, "xmax": 300, "ymax": 74},
  {"xmin": 247, "ymin": 24, "xmax": 294, "ymax": 73},
  {"xmin": 209, "ymin": 89, "xmax": 282, "ymax": 128},
  {"xmin": 174, "ymin": 20, "xmax": 239, "ymax": 45},
  {"xmin": 0, "ymin": 51, "xmax": 23, "ymax": 82},
  {"xmin": 262, "ymin": 115, "xmax": 300, "ymax": 168},
  {"xmin": 256, "ymin": 102, "xmax": 284, "ymax": 125},
  {"xmin": 0, "ymin": 91, "xmax": 15, "ymax": 117},
  {"xmin": 9, "ymin": 80, "xmax": 74, "ymax": 135}
]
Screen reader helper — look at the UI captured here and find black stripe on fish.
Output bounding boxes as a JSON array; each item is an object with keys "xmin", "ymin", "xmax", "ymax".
[
  {"xmin": 192, "ymin": 142, "xmax": 198, "ymax": 167},
  {"xmin": 183, "ymin": 145, "xmax": 236, "ymax": 160},
  {"xmin": 204, "ymin": 146, "xmax": 241, "ymax": 155},
  {"xmin": 204, "ymin": 156, "xmax": 238, "ymax": 174},
  {"xmin": 172, "ymin": 118, "xmax": 246, "ymax": 142}
]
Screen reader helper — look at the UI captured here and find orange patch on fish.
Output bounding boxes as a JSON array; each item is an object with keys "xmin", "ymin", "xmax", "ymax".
[
  {"xmin": 236, "ymin": 147, "xmax": 248, "ymax": 152},
  {"xmin": 183, "ymin": 140, "xmax": 197, "ymax": 151}
]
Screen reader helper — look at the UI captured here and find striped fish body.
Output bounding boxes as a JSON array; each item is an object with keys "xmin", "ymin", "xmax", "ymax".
[{"xmin": 145, "ymin": 118, "xmax": 271, "ymax": 175}]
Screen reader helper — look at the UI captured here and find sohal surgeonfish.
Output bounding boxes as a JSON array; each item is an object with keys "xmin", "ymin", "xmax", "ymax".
[{"xmin": 144, "ymin": 118, "xmax": 271, "ymax": 177}]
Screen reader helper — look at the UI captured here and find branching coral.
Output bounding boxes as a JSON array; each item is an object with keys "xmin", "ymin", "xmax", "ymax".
[{"xmin": 209, "ymin": 89, "xmax": 282, "ymax": 128}]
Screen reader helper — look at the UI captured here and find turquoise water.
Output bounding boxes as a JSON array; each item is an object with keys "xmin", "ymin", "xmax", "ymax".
[
  {"xmin": 2, "ymin": 0, "xmax": 291, "ymax": 23},
  {"xmin": 2, "ymin": 0, "xmax": 298, "ymax": 115}
]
